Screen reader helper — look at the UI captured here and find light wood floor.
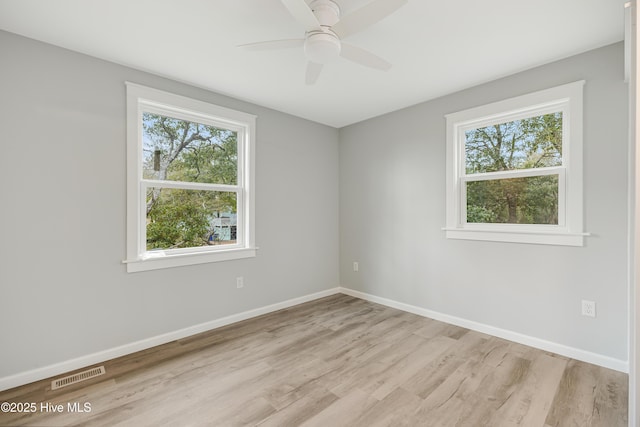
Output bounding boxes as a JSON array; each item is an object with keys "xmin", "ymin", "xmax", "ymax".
[{"xmin": 0, "ymin": 294, "xmax": 628, "ymax": 426}]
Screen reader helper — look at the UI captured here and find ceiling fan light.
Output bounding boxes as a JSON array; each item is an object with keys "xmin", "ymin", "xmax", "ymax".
[{"xmin": 304, "ymin": 32, "xmax": 341, "ymax": 64}]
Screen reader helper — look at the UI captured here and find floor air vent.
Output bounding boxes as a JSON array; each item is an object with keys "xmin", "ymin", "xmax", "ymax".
[{"xmin": 51, "ymin": 366, "xmax": 106, "ymax": 390}]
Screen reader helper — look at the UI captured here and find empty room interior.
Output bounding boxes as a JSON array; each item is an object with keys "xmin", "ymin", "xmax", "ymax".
[{"xmin": 0, "ymin": 0, "xmax": 638, "ymax": 426}]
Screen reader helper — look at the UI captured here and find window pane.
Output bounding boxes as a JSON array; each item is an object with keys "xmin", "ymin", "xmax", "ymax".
[
  {"xmin": 466, "ymin": 175, "xmax": 558, "ymax": 224},
  {"xmin": 465, "ymin": 112, "xmax": 562, "ymax": 174},
  {"xmin": 146, "ymin": 188, "xmax": 237, "ymax": 250},
  {"xmin": 142, "ymin": 112, "xmax": 238, "ymax": 185}
]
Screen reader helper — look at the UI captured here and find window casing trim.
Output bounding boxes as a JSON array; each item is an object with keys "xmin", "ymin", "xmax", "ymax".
[
  {"xmin": 444, "ymin": 80, "xmax": 586, "ymax": 246},
  {"xmin": 125, "ymin": 82, "xmax": 256, "ymax": 272}
]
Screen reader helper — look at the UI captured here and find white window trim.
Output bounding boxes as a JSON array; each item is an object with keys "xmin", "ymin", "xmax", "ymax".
[
  {"xmin": 124, "ymin": 82, "xmax": 256, "ymax": 272},
  {"xmin": 444, "ymin": 80, "xmax": 587, "ymax": 246}
]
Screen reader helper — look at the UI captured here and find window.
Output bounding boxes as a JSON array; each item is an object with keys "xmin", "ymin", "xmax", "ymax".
[
  {"xmin": 125, "ymin": 83, "xmax": 256, "ymax": 272},
  {"xmin": 444, "ymin": 81, "xmax": 586, "ymax": 246}
]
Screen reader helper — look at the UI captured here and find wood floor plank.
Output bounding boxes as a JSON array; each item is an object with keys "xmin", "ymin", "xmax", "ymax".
[
  {"xmin": 545, "ymin": 359, "xmax": 628, "ymax": 427},
  {"xmin": 369, "ymin": 336, "xmax": 458, "ymax": 400},
  {"xmin": 421, "ymin": 353, "xmax": 531, "ymax": 426},
  {"xmin": 298, "ymin": 388, "xmax": 379, "ymax": 427},
  {"xmin": 414, "ymin": 321, "xmax": 470, "ymax": 341},
  {"xmin": 400, "ymin": 330, "xmax": 489, "ymax": 399},
  {"xmin": 0, "ymin": 294, "xmax": 628, "ymax": 426},
  {"xmin": 257, "ymin": 383, "xmax": 338, "ymax": 427},
  {"xmin": 486, "ymin": 352, "xmax": 567, "ymax": 426},
  {"xmin": 351, "ymin": 387, "xmax": 423, "ymax": 427},
  {"xmin": 327, "ymin": 333, "xmax": 431, "ymax": 398}
]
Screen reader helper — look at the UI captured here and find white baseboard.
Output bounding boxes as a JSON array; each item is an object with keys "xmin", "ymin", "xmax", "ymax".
[
  {"xmin": 0, "ymin": 287, "xmax": 341, "ymax": 392},
  {"xmin": 339, "ymin": 287, "xmax": 629, "ymax": 373}
]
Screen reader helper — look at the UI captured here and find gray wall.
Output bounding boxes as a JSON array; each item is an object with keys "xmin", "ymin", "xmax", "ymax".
[
  {"xmin": 339, "ymin": 43, "xmax": 629, "ymax": 361},
  {"xmin": 0, "ymin": 31, "xmax": 340, "ymax": 379}
]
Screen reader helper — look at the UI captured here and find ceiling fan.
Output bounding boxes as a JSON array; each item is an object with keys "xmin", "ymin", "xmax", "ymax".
[{"xmin": 239, "ymin": 0, "xmax": 407, "ymax": 85}]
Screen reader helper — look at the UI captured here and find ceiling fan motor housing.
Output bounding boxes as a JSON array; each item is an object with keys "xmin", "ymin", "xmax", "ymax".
[
  {"xmin": 305, "ymin": 0, "xmax": 341, "ymax": 63},
  {"xmin": 309, "ymin": 0, "xmax": 340, "ymax": 26},
  {"xmin": 304, "ymin": 31, "xmax": 341, "ymax": 63}
]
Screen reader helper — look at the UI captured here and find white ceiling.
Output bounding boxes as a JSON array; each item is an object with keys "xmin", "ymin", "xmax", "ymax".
[{"xmin": 0, "ymin": 0, "xmax": 626, "ymax": 128}]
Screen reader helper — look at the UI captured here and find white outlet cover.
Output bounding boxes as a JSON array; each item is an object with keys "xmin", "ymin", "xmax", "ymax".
[{"xmin": 581, "ymin": 300, "xmax": 596, "ymax": 317}]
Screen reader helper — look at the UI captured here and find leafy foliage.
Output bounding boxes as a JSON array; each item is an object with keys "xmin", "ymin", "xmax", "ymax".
[
  {"xmin": 465, "ymin": 113, "xmax": 562, "ymax": 224},
  {"xmin": 466, "ymin": 176, "xmax": 558, "ymax": 225},
  {"xmin": 466, "ymin": 204, "xmax": 497, "ymax": 224},
  {"xmin": 142, "ymin": 113, "xmax": 238, "ymax": 250},
  {"xmin": 146, "ymin": 189, "xmax": 236, "ymax": 249}
]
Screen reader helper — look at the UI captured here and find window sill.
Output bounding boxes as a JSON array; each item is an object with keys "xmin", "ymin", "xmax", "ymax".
[
  {"xmin": 124, "ymin": 247, "xmax": 257, "ymax": 273},
  {"xmin": 443, "ymin": 228, "xmax": 588, "ymax": 246}
]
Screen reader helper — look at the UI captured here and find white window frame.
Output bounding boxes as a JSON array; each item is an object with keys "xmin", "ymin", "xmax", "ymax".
[
  {"xmin": 125, "ymin": 83, "xmax": 256, "ymax": 272},
  {"xmin": 444, "ymin": 80, "xmax": 587, "ymax": 246}
]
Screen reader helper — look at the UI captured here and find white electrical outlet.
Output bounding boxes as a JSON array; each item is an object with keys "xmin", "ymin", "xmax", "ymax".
[
  {"xmin": 353, "ymin": 262, "xmax": 359, "ymax": 272},
  {"xmin": 581, "ymin": 300, "xmax": 596, "ymax": 317},
  {"xmin": 236, "ymin": 277, "xmax": 244, "ymax": 289}
]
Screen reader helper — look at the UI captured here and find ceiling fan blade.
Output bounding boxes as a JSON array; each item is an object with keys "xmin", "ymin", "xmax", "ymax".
[
  {"xmin": 331, "ymin": 0, "xmax": 407, "ymax": 39},
  {"xmin": 340, "ymin": 43, "xmax": 392, "ymax": 71},
  {"xmin": 238, "ymin": 39, "xmax": 304, "ymax": 51},
  {"xmin": 281, "ymin": 0, "xmax": 321, "ymax": 31},
  {"xmin": 306, "ymin": 62, "xmax": 323, "ymax": 85}
]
